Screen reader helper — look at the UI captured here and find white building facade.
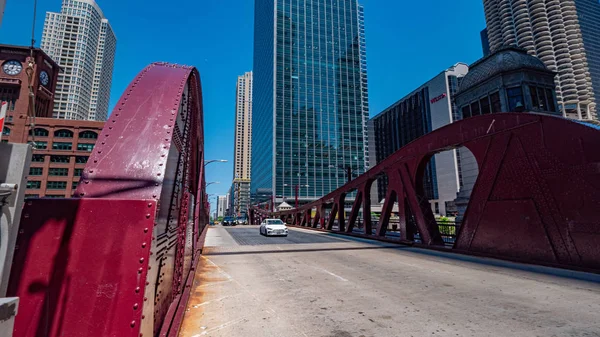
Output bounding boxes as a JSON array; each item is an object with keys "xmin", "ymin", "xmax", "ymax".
[
  {"xmin": 217, "ymin": 196, "xmax": 227, "ymax": 218},
  {"xmin": 371, "ymin": 63, "xmax": 469, "ymax": 216},
  {"xmin": 41, "ymin": 0, "xmax": 116, "ymax": 121},
  {"xmin": 483, "ymin": 0, "xmax": 600, "ymax": 120}
]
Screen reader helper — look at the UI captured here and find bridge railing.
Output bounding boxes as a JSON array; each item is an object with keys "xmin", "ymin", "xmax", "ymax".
[
  {"xmin": 252, "ymin": 113, "xmax": 600, "ymax": 273},
  {"xmin": 7, "ymin": 63, "xmax": 208, "ymax": 337}
]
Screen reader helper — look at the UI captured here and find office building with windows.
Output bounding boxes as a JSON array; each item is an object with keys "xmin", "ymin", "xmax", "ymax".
[
  {"xmin": 232, "ymin": 71, "xmax": 253, "ymax": 215},
  {"xmin": 1, "ymin": 44, "xmax": 104, "ymax": 198},
  {"xmin": 371, "ymin": 63, "xmax": 469, "ymax": 216},
  {"xmin": 482, "ymin": 0, "xmax": 600, "ymax": 120},
  {"xmin": 41, "ymin": 0, "xmax": 116, "ymax": 121},
  {"xmin": 252, "ymin": 0, "xmax": 370, "ymax": 204},
  {"xmin": 217, "ymin": 196, "xmax": 227, "ymax": 218}
]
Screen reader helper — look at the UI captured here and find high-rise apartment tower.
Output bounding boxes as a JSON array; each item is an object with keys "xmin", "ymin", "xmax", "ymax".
[
  {"xmin": 483, "ymin": 0, "xmax": 600, "ymax": 120},
  {"xmin": 252, "ymin": 0, "xmax": 370, "ymax": 203},
  {"xmin": 41, "ymin": 0, "xmax": 116, "ymax": 121},
  {"xmin": 232, "ymin": 71, "xmax": 253, "ymax": 215}
]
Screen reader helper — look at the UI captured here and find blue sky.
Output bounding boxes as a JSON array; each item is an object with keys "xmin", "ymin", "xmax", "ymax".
[{"xmin": 1, "ymin": 0, "xmax": 486, "ymax": 204}]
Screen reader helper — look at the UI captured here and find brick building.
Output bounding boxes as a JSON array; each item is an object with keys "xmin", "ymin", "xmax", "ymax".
[{"xmin": 1, "ymin": 44, "xmax": 104, "ymax": 198}]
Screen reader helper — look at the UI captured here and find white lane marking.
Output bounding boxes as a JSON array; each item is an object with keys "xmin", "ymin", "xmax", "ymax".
[
  {"xmin": 313, "ymin": 266, "xmax": 348, "ymax": 282},
  {"xmin": 191, "ymin": 317, "xmax": 246, "ymax": 336}
]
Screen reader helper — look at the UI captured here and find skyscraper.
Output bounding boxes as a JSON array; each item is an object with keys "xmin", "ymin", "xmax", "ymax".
[
  {"xmin": 41, "ymin": 0, "xmax": 116, "ymax": 121},
  {"xmin": 252, "ymin": 0, "xmax": 370, "ymax": 203},
  {"xmin": 482, "ymin": 0, "xmax": 600, "ymax": 120},
  {"xmin": 232, "ymin": 71, "xmax": 253, "ymax": 215}
]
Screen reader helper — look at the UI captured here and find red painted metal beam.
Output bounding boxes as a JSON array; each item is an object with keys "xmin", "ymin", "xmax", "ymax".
[
  {"xmin": 8, "ymin": 63, "xmax": 208, "ymax": 337},
  {"xmin": 254, "ymin": 113, "xmax": 600, "ymax": 272}
]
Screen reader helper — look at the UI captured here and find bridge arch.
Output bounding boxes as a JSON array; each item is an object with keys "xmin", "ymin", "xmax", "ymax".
[
  {"xmin": 256, "ymin": 113, "xmax": 600, "ymax": 272},
  {"xmin": 9, "ymin": 63, "xmax": 208, "ymax": 337}
]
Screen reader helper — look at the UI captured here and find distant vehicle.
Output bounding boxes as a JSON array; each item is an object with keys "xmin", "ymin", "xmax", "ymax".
[
  {"xmin": 222, "ymin": 216, "xmax": 236, "ymax": 226},
  {"xmin": 235, "ymin": 216, "xmax": 248, "ymax": 225},
  {"xmin": 259, "ymin": 219, "xmax": 288, "ymax": 237}
]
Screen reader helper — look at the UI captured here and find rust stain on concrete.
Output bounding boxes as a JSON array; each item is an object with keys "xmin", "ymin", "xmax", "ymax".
[{"xmin": 178, "ymin": 256, "xmax": 229, "ymax": 336}]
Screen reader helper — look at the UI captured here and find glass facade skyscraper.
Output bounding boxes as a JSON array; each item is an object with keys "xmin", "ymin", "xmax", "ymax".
[{"xmin": 252, "ymin": 0, "xmax": 370, "ymax": 202}]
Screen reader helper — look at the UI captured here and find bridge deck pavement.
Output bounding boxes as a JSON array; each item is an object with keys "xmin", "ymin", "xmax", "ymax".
[{"xmin": 179, "ymin": 225, "xmax": 600, "ymax": 337}]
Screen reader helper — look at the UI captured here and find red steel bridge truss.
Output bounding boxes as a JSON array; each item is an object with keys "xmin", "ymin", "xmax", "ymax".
[
  {"xmin": 251, "ymin": 113, "xmax": 600, "ymax": 273},
  {"xmin": 4, "ymin": 62, "xmax": 600, "ymax": 337},
  {"xmin": 8, "ymin": 63, "xmax": 209, "ymax": 337}
]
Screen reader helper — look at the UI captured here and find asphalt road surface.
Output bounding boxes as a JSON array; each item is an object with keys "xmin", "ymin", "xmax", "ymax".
[{"xmin": 179, "ymin": 225, "xmax": 600, "ymax": 337}]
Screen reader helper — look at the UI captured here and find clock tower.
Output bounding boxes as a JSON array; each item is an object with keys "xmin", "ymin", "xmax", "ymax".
[{"xmin": 0, "ymin": 44, "xmax": 60, "ymax": 143}]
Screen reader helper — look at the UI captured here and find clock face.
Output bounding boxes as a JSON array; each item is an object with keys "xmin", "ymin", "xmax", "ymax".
[
  {"xmin": 40, "ymin": 71, "xmax": 50, "ymax": 86},
  {"xmin": 2, "ymin": 60, "xmax": 23, "ymax": 76}
]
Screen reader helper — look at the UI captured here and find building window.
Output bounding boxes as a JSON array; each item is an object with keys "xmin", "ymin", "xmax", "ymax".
[
  {"xmin": 25, "ymin": 194, "xmax": 39, "ymax": 199},
  {"xmin": 27, "ymin": 181, "xmax": 42, "ymax": 189},
  {"xmin": 480, "ymin": 97, "xmax": 491, "ymax": 114},
  {"xmin": 77, "ymin": 143, "xmax": 94, "ymax": 152},
  {"xmin": 50, "ymin": 155, "xmax": 70, "ymax": 163},
  {"xmin": 74, "ymin": 168, "xmax": 83, "ymax": 176},
  {"xmin": 46, "ymin": 181, "xmax": 67, "ymax": 190},
  {"xmin": 470, "ymin": 101, "xmax": 481, "ymax": 117},
  {"xmin": 45, "ymin": 194, "xmax": 65, "ymax": 198},
  {"xmin": 29, "ymin": 167, "xmax": 43, "ymax": 176},
  {"xmin": 79, "ymin": 130, "xmax": 98, "ymax": 139},
  {"xmin": 32, "ymin": 154, "xmax": 45, "ymax": 162},
  {"xmin": 49, "ymin": 168, "xmax": 69, "ymax": 176},
  {"xmin": 490, "ymin": 92, "xmax": 501, "ymax": 113},
  {"xmin": 52, "ymin": 142, "xmax": 73, "ymax": 150},
  {"xmin": 2, "ymin": 127, "xmax": 10, "ymax": 136},
  {"xmin": 461, "ymin": 105, "xmax": 471, "ymax": 119},
  {"xmin": 34, "ymin": 140, "xmax": 49, "ymax": 149},
  {"xmin": 30, "ymin": 128, "xmax": 49, "ymax": 137},
  {"xmin": 75, "ymin": 156, "xmax": 88, "ymax": 163},
  {"xmin": 72, "ymin": 181, "xmax": 79, "ymax": 189},
  {"xmin": 54, "ymin": 129, "xmax": 74, "ymax": 138},
  {"xmin": 506, "ymin": 87, "xmax": 524, "ymax": 111}
]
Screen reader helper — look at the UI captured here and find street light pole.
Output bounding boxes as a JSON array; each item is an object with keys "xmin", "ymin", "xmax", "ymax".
[
  {"xmin": 204, "ymin": 159, "xmax": 228, "ymax": 167},
  {"xmin": 295, "ymin": 184, "xmax": 299, "ymax": 209}
]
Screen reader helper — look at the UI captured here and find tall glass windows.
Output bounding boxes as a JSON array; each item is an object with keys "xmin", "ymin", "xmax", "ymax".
[{"xmin": 253, "ymin": 0, "xmax": 369, "ymax": 201}]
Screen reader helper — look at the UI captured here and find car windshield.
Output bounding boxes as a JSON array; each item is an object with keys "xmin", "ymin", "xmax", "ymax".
[{"xmin": 266, "ymin": 219, "xmax": 284, "ymax": 225}]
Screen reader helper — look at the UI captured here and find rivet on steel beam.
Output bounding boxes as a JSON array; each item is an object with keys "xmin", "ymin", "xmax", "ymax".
[
  {"xmin": 89, "ymin": 169, "xmax": 94, "ymax": 173},
  {"xmin": 142, "ymin": 242, "xmax": 147, "ymax": 248},
  {"xmin": 144, "ymin": 227, "xmax": 149, "ymax": 233},
  {"xmin": 109, "ymin": 127, "xmax": 113, "ymax": 130},
  {"xmin": 144, "ymin": 297, "xmax": 148, "ymax": 301},
  {"xmin": 130, "ymin": 321, "xmax": 135, "ymax": 328},
  {"xmin": 138, "ymin": 268, "xmax": 143, "ymax": 274},
  {"xmin": 84, "ymin": 181, "xmax": 90, "ymax": 184},
  {"xmin": 147, "ymin": 203, "xmax": 152, "ymax": 207},
  {"xmin": 146, "ymin": 281, "xmax": 149, "ymax": 285},
  {"xmin": 146, "ymin": 214, "xmax": 151, "ymax": 219},
  {"xmin": 24, "ymin": 214, "xmax": 29, "ymax": 218},
  {"xmin": 157, "ymin": 173, "xmax": 161, "ymax": 176},
  {"xmin": 139, "ymin": 258, "xmax": 144, "ymax": 263},
  {"xmin": 148, "ymin": 266, "xmax": 152, "ymax": 270},
  {"xmin": 19, "ymin": 229, "xmax": 24, "ymax": 234},
  {"xmin": 133, "ymin": 303, "xmax": 139, "ymax": 310},
  {"xmin": 135, "ymin": 287, "xmax": 140, "ymax": 293}
]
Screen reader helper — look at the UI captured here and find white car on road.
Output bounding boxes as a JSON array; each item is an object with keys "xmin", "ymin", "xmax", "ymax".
[{"xmin": 260, "ymin": 219, "xmax": 289, "ymax": 237}]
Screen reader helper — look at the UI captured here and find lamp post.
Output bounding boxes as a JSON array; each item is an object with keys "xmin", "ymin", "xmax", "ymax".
[
  {"xmin": 283, "ymin": 184, "xmax": 310, "ymax": 209},
  {"xmin": 330, "ymin": 164, "xmax": 354, "ymax": 184},
  {"xmin": 204, "ymin": 159, "xmax": 228, "ymax": 167}
]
